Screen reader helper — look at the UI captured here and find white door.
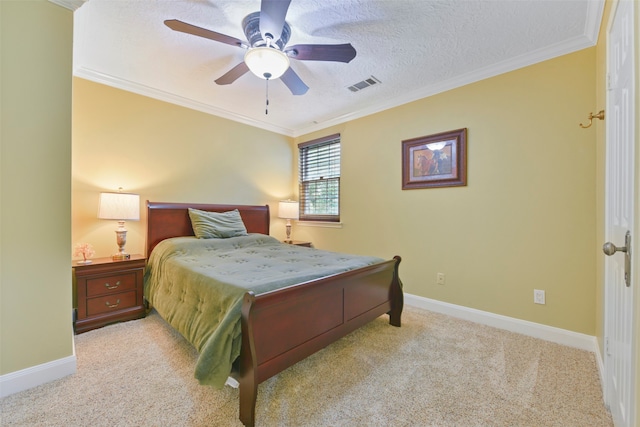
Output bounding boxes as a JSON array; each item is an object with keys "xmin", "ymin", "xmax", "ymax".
[{"xmin": 604, "ymin": 1, "xmax": 636, "ymax": 426}]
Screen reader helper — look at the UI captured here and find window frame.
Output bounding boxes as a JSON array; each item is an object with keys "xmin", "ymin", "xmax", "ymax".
[{"xmin": 298, "ymin": 133, "xmax": 341, "ymax": 222}]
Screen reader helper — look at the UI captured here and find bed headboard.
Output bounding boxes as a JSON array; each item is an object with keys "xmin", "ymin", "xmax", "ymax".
[{"xmin": 146, "ymin": 201, "xmax": 271, "ymax": 256}]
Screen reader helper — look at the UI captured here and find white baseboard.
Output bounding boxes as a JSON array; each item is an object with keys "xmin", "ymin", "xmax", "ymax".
[
  {"xmin": 0, "ymin": 346, "xmax": 76, "ymax": 398},
  {"xmin": 404, "ymin": 293, "xmax": 599, "ymax": 353}
]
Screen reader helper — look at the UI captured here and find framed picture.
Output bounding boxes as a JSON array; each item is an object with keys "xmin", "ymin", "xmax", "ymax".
[{"xmin": 401, "ymin": 128, "xmax": 467, "ymax": 189}]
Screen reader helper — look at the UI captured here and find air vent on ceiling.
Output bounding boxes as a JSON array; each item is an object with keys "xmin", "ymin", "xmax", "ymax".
[{"xmin": 347, "ymin": 76, "xmax": 381, "ymax": 92}]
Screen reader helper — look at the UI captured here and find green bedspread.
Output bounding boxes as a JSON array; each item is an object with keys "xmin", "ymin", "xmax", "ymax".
[{"xmin": 144, "ymin": 234, "xmax": 383, "ymax": 388}]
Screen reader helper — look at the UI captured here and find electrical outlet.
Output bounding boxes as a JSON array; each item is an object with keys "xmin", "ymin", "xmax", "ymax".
[
  {"xmin": 534, "ymin": 289, "xmax": 545, "ymax": 305},
  {"xmin": 436, "ymin": 273, "xmax": 446, "ymax": 285}
]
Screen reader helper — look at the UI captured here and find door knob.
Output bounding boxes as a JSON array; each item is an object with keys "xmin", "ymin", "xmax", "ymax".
[
  {"xmin": 603, "ymin": 241, "xmax": 628, "ymax": 256},
  {"xmin": 603, "ymin": 231, "xmax": 632, "ymax": 287}
]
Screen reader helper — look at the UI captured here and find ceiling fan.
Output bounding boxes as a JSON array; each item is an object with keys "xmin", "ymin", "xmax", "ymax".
[{"xmin": 164, "ymin": 0, "xmax": 356, "ymax": 96}]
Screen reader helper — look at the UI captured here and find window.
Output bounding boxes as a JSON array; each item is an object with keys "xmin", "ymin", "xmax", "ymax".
[{"xmin": 298, "ymin": 134, "xmax": 341, "ymax": 222}]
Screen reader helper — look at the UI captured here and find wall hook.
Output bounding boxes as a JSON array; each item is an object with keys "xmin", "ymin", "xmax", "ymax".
[{"xmin": 579, "ymin": 110, "xmax": 605, "ymax": 128}]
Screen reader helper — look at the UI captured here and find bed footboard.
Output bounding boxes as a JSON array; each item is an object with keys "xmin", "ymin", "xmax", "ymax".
[{"xmin": 237, "ymin": 256, "xmax": 403, "ymax": 427}]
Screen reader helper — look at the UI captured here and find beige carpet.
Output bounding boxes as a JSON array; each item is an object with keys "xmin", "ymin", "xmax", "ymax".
[{"xmin": 1, "ymin": 306, "xmax": 613, "ymax": 426}]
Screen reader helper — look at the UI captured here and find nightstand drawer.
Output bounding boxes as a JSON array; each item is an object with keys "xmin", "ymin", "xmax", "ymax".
[
  {"xmin": 87, "ymin": 272, "xmax": 137, "ymax": 297},
  {"xmin": 87, "ymin": 291, "xmax": 138, "ymax": 316},
  {"xmin": 73, "ymin": 255, "xmax": 146, "ymax": 333}
]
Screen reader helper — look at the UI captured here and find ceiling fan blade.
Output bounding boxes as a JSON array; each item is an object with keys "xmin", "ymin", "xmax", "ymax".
[
  {"xmin": 165, "ymin": 19, "xmax": 245, "ymax": 48},
  {"xmin": 215, "ymin": 62, "xmax": 250, "ymax": 85},
  {"xmin": 259, "ymin": 0, "xmax": 291, "ymax": 42},
  {"xmin": 280, "ymin": 67, "xmax": 308, "ymax": 95},
  {"xmin": 285, "ymin": 43, "xmax": 357, "ymax": 63}
]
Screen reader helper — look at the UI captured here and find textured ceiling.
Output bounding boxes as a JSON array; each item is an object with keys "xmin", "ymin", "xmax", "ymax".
[{"xmin": 72, "ymin": 0, "xmax": 603, "ymax": 136}]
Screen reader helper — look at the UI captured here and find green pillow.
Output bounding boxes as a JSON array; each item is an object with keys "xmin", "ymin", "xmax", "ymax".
[{"xmin": 188, "ymin": 208, "xmax": 248, "ymax": 239}]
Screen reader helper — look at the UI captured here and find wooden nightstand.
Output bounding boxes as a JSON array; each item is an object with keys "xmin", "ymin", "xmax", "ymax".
[
  {"xmin": 285, "ymin": 240, "xmax": 312, "ymax": 247},
  {"xmin": 73, "ymin": 255, "xmax": 146, "ymax": 333}
]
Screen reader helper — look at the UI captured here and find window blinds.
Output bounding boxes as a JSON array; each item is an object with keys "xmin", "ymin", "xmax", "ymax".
[{"xmin": 298, "ymin": 134, "xmax": 341, "ymax": 222}]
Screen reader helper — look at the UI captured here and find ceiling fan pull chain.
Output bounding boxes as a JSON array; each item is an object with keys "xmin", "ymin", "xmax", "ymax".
[{"xmin": 265, "ymin": 74, "xmax": 271, "ymax": 115}]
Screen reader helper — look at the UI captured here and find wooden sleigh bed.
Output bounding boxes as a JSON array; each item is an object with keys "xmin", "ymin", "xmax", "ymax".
[{"xmin": 145, "ymin": 201, "xmax": 403, "ymax": 426}]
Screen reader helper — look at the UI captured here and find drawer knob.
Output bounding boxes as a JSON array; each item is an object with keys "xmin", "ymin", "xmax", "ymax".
[
  {"xmin": 105, "ymin": 299, "xmax": 121, "ymax": 308},
  {"xmin": 104, "ymin": 281, "xmax": 121, "ymax": 290}
]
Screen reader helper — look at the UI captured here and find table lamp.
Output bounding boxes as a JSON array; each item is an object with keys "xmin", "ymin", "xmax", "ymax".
[
  {"xmin": 98, "ymin": 190, "xmax": 140, "ymax": 260},
  {"xmin": 278, "ymin": 200, "xmax": 299, "ymax": 243}
]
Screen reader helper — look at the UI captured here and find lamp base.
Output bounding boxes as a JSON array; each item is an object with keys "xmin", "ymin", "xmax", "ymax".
[
  {"xmin": 285, "ymin": 220, "xmax": 292, "ymax": 242},
  {"xmin": 113, "ymin": 226, "xmax": 130, "ymax": 261}
]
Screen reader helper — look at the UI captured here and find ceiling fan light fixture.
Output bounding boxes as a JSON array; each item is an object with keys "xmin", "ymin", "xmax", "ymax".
[{"xmin": 244, "ymin": 47, "xmax": 290, "ymax": 80}]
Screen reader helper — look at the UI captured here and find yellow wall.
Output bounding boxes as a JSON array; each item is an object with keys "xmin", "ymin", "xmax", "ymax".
[
  {"xmin": 295, "ymin": 49, "xmax": 597, "ymax": 335},
  {"xmin": 0, "ymin": 1, "xmax": 74, "ymax": 374},
  {"xmin": 72, "ymin": 78, "xmax": 295, "ymax": 258}
]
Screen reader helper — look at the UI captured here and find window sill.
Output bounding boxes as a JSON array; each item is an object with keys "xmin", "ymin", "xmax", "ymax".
[{"xmin": 296, "ymin": 221, "xmax": 343, "ymax": 229}]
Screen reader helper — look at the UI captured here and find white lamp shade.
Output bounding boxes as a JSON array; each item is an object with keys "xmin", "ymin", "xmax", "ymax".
[
  {"xmin": 244, "ymin": 47, "xmax": 290, "ymax": 80},
  {"xmin": 98, "ymin": 192, "xmax": 140, "ymax": 221},
  {"xmin": 278, "ymin": 200, "xmax": 299, "ymax": 220}
]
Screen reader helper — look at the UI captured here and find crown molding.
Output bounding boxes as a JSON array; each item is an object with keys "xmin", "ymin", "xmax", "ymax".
[
  {"xmin": 49, "ymin": 0, "xmax": 87, "ymax": 11},
  {"xmin": 584, "ymin": 0, "xmax": 606, "ymax": 43}
]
